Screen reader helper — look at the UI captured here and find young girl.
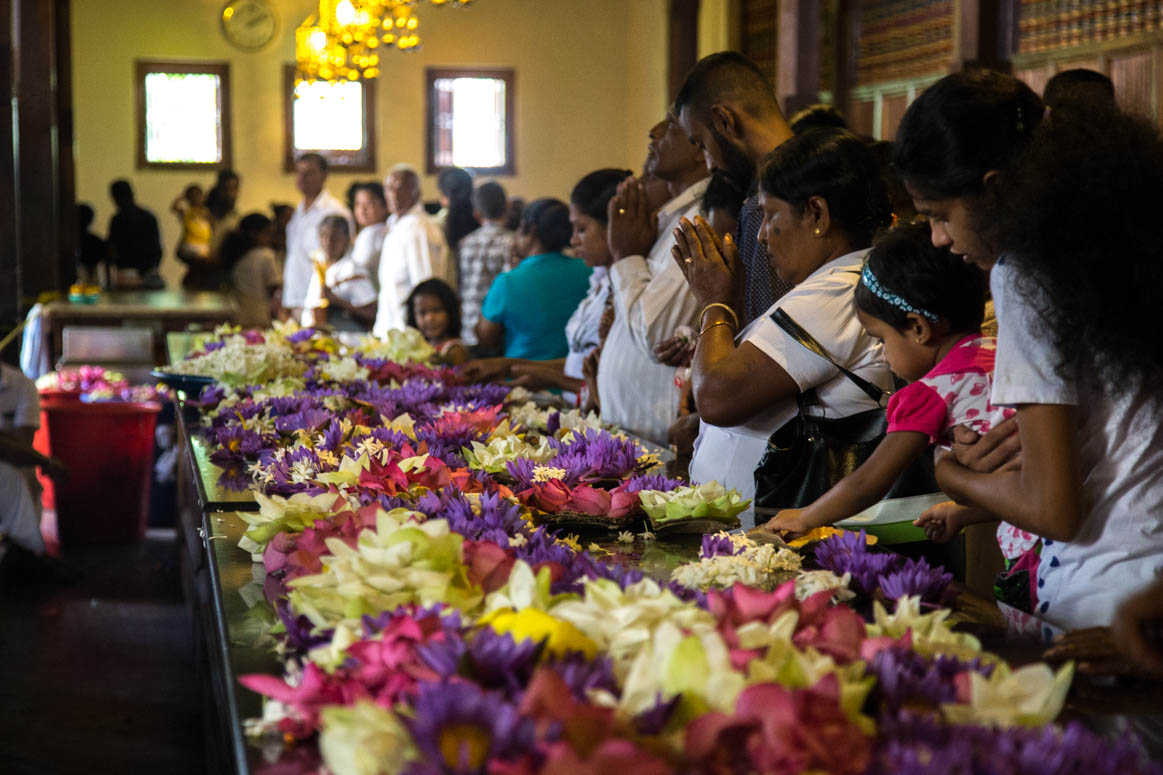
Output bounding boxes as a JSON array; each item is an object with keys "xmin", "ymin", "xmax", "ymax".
[
  {"xmin": 220, "ymin": 213, "xmax": 281, "ymax": 329},
  {"xmin": 301, "ymin": 215, "xmax": 377, "ymax": 334},
  {"xmin": 171, "ymin": 184, "xmax": 213, "ymax": 262},
  {"xmin": 759, "ymin": 223, "xmax": 1039, "ymax": 604},
  {"xmin": 406, "ymin": 278, "xmax": 468, "ymax": 365}
]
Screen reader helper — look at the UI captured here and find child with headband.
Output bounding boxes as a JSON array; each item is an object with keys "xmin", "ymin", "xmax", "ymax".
[{"xmin": 759, "ymin": 222, "xmax": 1039, "ymax": 608}]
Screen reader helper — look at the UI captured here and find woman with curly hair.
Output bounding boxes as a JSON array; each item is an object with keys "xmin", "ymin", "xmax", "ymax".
[{"xmin": 897, "ymin": 71, "xmax": 1163, "ymax": 630}]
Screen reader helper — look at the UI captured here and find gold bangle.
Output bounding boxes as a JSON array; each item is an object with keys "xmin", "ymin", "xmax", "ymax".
[
  {"xmin": 699, "ymin": 319, "xmax": 736, "ymax": 338},
  {"xmin": 700, "ymin": 302, "xmax": 739, "ymax": 329}
]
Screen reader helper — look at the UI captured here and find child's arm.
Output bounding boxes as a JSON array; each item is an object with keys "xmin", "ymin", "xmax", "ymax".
[
  {"xmin": 913, "ymin": 501, "xmax": 996, "ymax": 543},
  {"xmin": 756, "ymin": 430, "xmax": 931, "ymax": 536},
  {"xmin": 934, "ymin": 403, "xmax": 1085, "ymax": 542}
]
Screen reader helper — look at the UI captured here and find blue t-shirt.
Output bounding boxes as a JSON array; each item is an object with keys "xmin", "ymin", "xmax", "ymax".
[{"xmin": 480, "ymin": 252, "xmax": 593, "ymax": 359}]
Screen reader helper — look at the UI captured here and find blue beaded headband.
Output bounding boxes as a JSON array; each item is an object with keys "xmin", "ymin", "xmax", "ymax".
[{"xmin": 860, "ymin": 263, "xmax": 939, "ymax": 322}]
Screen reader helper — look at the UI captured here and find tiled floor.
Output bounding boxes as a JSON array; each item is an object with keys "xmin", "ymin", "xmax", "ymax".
[{"xmin": 0, "ymin": 527, "xmax": 206, "ymax": 774}]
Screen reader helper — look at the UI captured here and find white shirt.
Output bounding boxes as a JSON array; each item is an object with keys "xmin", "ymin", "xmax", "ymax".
[
  {"xmin": 372, "ymin": 204, "xmax": 451, "ymax": 336},
  {"xmin": 283, "ymin": 190, "xmax": 354, "ymax": 309},
  {"xmin": 991, "ymin": 258, "xmax": 1163, "ymax": 630},
  {"xmin": 597, "ymin": 178, "xmax": 707, "ymax": 445},
  {"xmin": 231, "ymin": 246, "xmax": 280, "ymax": 329},
  {"xmin": 301, "ymin": 252, "xmax": 379, "ymax": 328},
  {"xmin": 689, "ymin": 250, "xmax": 891, "ymax": 524},
  {"xmin": 0, "ymin": 364, "xmax": 39, "ymax": 431},
  {"xmin": 564, "ymin": 267, "xmax": 610, "ymax": 382},
  {"xmin": 350, "ymin": 222, "xmax": 387, "ymax": 290},
  {"xmin": 0, "ymin": 364, "xmax": 43, "ymax": 554}
]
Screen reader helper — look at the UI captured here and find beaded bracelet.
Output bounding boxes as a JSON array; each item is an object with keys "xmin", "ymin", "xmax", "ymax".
[{"xmin": 700, "ymin": 302, "xmax": 739, "ymax": 330}]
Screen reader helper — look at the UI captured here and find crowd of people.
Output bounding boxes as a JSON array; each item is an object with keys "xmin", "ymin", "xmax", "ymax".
[{"xmin": 46, "ymin": 55, "xmax": 1163, "ymax": 674}]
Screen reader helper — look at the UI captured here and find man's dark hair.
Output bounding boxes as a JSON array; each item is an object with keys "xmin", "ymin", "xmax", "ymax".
[
  {"xmin": 519, "ymin": 198, "xmax": 572, "ymax": 253},
  {"xmin": 1043, "ymin": 68, "xmax": 1116, "ymax": 111},
  {"xmin": 78, "ymin": 203, "xmax": 95, "ymax": 229},
  {"xmin": 674, "ymin": 51, "xmax": 778, "ymax": 123},
  {"xmin": 789, "ymin": 103, "xmax": 848, "ymax": 134},
  {"xmin": 472, "ymin": 182, "xmax": 508, "ymax": 220},
  {"xmin": 110, "ymin": 179, "xmax": 134, "ymax": 204},
  {"xmin": 297, "ymin": 152, "xmax": 328, "ymax": 174}
]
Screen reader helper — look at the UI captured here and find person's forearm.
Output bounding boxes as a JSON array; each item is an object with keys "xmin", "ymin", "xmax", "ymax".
[
  {"xmin": 936, "ymin": 461, "xmax": 1078, "ymax": 541},
  {"xmin": 799, "ymin": 434, "xmax": 930, "ymax": 527},
  {"xmin": 0, "ymin": 435, "xmax": 50, "ymax": 469}
]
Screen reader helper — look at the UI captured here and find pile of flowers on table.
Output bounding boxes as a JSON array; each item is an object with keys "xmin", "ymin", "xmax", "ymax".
[{"xmin": 174, "ymin": 324, "xmax": 1161, "ymax": 775}]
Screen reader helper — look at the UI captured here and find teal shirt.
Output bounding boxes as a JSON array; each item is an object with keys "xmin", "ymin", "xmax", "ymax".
[{"xmin": 480, "ymin": 252, "xmax": 593, "ymax": 359}]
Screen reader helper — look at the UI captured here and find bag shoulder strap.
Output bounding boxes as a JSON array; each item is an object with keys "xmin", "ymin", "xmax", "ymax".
[{"xmin": 770, "ymin": 307, "xmax": 887, "ymax": 405}]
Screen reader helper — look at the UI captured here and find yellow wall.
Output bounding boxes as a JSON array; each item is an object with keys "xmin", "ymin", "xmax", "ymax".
[{"xmin": 71, "ymin": 0, "xmax": 669, "ymax": 287}]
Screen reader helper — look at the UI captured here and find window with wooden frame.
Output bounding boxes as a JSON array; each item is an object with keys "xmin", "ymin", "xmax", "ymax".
[
  {"xmin": 136, "ymin": 60, "xmax": 232, "ymax": 170},
  {"xmin": 426, "ymin": 68, "xmax": 515, "ymax": 176},
  {"xmin": 283, "ymin": 65, "xmax": 376, "ymax": 173}
]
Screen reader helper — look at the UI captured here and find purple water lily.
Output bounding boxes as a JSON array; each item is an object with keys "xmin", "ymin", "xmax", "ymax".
[
  {"xmin": 403, "ymin": 680, "xmax": 537, "ymax": 775},
  {"xmin": 867, "ymin": 646, "xmax": 993, "ymax": 710},
  {"xmin": 274, "ymin": 407, "xmax": 333, "ymax": 434},
  {"xmin": 879, "ymin": 557, "xmax": 954, "ymax": 604},
  {"xmin": 276, "ymin": 599, "xmax": 333, "ymax": 653},
  {"xmin": 701, "ymin": 533, "xmax": 741, "ymax": 559},
  {"xmin": 285, "ymin": 328, "xmax": 317, "ymax": 344},
  {"xmin": 621, "ymin": 473, "xmax": 685, "ymax": 493},
  {"xmin": 543, "ymin": 651, "xmax": 619, "ymax": 702},
  {"xmin": 441, "ymin": 492, "xmax": 527, "ymax": 547},
  {"xmin": 814, "ymin": 529, "xmax": 901, "ymax": 595},
  {"xmin": 870, "ymin": 708, "xmax": 1163, "ymax": 775}
]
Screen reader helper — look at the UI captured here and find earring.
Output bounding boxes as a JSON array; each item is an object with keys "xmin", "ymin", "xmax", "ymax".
[{"xmin": 813, "ymin": 227, "xmax": 821, "ymax": 237}]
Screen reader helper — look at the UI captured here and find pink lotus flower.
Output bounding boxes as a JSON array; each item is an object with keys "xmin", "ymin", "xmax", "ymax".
[
  {"xmin": 240, "ymin": 609, "xmax": 455, "ymax": 738},
  {"xmin": 707, "ymin": 582, "xmax": 866, "ymax": 668},
  {"xmin": 685, "ymin": 674, "xmax": 869, "ymax": 775},
  {"xmin": 463, "ymin": 540, "xmax": 517, "ymax": 594}
]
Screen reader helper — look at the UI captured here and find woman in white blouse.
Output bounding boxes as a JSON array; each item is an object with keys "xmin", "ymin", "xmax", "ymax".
[{"xmin": 673, "ymin": 129, "xmax": 895, "ymax": 524}]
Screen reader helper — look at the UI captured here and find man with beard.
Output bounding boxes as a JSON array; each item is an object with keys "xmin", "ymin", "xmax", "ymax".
[
  {"xmin": 675, "ymin": 52, "xmax": 795, "ymax": 325},
  {"xmin": 594, "ymin": 109, "xmax": 708, "ymax": 446}
]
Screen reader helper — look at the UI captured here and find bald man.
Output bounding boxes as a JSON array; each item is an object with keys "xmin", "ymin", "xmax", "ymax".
[{"xmin": 372, "ymin": 165, "xmax": 451, "ymax": 336}]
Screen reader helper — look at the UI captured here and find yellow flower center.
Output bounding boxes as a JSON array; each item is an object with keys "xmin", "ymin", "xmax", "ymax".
[
  {"xmin": 531, "ymin": 465, "xmax": 567, "ymax": 483},
  {"xmin": 438, "ymin": 723, "xmax": 491, "ymax": 771}
]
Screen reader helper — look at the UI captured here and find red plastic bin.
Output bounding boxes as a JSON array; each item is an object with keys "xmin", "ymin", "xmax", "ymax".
[
  {"xmin": 35, "ymin": 388, "xmax": 84, "ymax": 510},
  {"xmin": 43, "ymin": 401, "xmax": 161, "ymax": 546}
]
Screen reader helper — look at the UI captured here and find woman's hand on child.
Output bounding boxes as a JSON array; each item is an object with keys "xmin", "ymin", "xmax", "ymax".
[
  {"xmin": 951, "ymin": 417, "xmax": 1022, "ymax": 473},
  {"xmin": 913, "ymin": 500, "xmax": 969, "ymax": 542}
]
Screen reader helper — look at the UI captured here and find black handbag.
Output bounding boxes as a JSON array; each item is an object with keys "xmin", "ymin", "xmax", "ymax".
[{"xmin": 753, "ymin": 308, "xmax": 937, "ymax": 511}]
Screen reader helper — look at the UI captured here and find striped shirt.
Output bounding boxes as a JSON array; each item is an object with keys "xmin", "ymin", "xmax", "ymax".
[{"xmin": 457, "ymin": 222, "xmax": 515, "ymax": 345}]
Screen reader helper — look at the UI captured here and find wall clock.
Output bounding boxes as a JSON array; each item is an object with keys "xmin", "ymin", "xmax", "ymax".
[{"xmin": 221, "ymin": 0, "xmax": 278, "ymax": 52}]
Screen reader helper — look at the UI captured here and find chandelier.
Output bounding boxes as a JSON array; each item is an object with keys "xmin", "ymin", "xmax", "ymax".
[{"xmin": 295, "ymin": 0, "xmax": 472, "ymax": 83}]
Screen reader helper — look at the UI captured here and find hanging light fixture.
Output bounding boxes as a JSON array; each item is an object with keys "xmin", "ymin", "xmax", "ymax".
[{"xmin": 295, "ymin": 0, "xmax": 474, "ymax": 83}]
